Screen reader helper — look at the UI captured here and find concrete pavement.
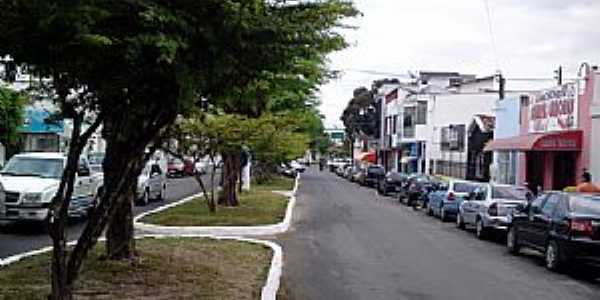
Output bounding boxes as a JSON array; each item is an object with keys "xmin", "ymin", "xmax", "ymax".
[
  {"xmin": 0, "ymin": 176, "xmax": 203, "ymax": 259},
  {"xmin": 279, "ymin": 168, "xmax": 600, "ymax": 300}
]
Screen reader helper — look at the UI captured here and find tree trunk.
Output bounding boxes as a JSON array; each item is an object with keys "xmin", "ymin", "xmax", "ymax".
[
  {"xmin": 218, "ymin": 150, "xmax": 240, "ymax": 206},
  {"xmin": 193, "ymin": 173, "xmax": 215, "ymax": 213},
  {"xmin": 106, "ymin": 184, "xmax": 136, "ymax": 259}
]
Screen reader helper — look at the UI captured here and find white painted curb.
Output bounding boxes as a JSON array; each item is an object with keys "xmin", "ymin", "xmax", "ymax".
[
  {"xmin": 134, "ymin": 174, "xmax": 300, "ymax": 237},
  {"xmin": 0, "ymin": 235, "xmax": 283, "ymax": 300}
]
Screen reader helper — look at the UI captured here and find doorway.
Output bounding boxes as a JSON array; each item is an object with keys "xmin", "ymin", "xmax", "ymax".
[
  {"xmin": 526, "ymin": 152, "xmax": 544, "ymax": 193},
  {"xmin": 553, "ymin": 152, "xmax": 577, "ymax": 190}
]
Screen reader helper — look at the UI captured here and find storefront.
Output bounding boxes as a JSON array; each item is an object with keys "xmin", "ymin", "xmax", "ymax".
[{"xmin": 485, "ymin": 75, "xmax": 594, "ymax": 191}]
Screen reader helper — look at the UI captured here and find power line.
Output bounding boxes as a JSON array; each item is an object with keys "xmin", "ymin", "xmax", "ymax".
[
  {"xmin": 483, "ymin": 0, "xmax": 500, "ymax": 71},
  {"xmin": 342, "ymin": 68, "xmax": 414, "ymax": 78}
]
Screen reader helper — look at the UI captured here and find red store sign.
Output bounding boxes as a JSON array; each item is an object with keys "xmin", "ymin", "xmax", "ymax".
[{"xmin": 529, "ymin": 83, "xmax": 578, "ymax": 133}]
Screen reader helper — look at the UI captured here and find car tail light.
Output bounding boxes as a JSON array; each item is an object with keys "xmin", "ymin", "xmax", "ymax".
[
  {"xmin": 488, "ymin": 203, "xmax": 498, "ymax": 216},
  {"xmin": 570, "ymin": 219, "xmax": 594, "ymax": 238},
  {"xmin": 447, "ymin": 192, "xmax": 455, "ymax": 201}
]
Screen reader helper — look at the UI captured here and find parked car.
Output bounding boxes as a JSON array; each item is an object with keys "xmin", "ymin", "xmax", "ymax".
[
  {"xmin": 87, "ymin": 152, "xmax": 105, "ymax": 173},
  {"xmin": 428, "ymin": 180, "xmax": 481, "ymax": 222},
  {"xmin": 278, "ymin": 163, "xmax": 297, "ymax": 178},
  {"xmin": 398, "ymin": 174, "xmax": 434, "ymax": 206},
  {"xmin": 183, "ymin": 159, "xmax": 196, "ymax": 176},
  {"xmin": 290, "ymin": 160, "xmax": 306, "ymax": 173},
  {"xmin": 343, "ymin": 165, "xmax": 354, "ymax": 179},
  {"xmin": 361, "ymin": 165, "xmax": 385, "ymax": 188},
  {"xmin": 328, "ymin": 158, "xmax": 351, "ymax": 172},
  {"xmin": 335, "ymin": 164, "xmax": 348, "ymax": 177},
  {"xmin": 0, "ymin": 153, "xmax": 104, "ymax": 222},
  {"xmin": 352, "ymin": 166, "xmax": 366, "ymax": 183},
  {"xmin": 167, "ymin": 158, "xmax": 185, "ymax": 177},
  {"xmin": 507, "ymin": 192, "xmax": 600, "ymax": 271},
  {"xmin": 377, "ymin": 171, "xmax": 408, "ymax": 196},
  {"xmin": 137, "ymin": 162, "xmax": 167, "ymax": 206},
  {"xmin": 457, "ymin": 184, "xmax": 531, "ymax": 239}
]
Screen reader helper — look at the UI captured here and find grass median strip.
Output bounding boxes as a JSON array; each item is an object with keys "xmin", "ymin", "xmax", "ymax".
[
  {"xmin": 141, "ymin": 176, "xmax": 294, "ymax": 227},
  {"xmin": 0, "ymin": 238, "xmax": 271, "ymax": 300}
]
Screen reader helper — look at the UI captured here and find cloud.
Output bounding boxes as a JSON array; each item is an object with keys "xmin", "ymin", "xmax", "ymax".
[{"xmin": 319, "ymin": 0, "xmax": 600, "ymax": 128}]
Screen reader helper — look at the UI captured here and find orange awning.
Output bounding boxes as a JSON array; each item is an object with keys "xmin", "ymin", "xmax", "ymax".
[
  {"xmin": 357, "ymin": 152, "xmax": 376, "ymax": 163},
  {"xmin": 485, "ymin": 130, "xmax": 582, "ymax": 152}
]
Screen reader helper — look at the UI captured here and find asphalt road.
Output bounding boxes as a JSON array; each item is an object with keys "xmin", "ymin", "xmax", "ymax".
[
  {"xmin": 0, "ymin": 176, "xmax": 205, "ymax": 259},
  {"xmin": 280, "ymin": 168, "xmax": 600, "ymax": 300}
]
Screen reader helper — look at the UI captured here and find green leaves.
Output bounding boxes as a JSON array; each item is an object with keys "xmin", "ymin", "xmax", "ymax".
[{"xmin": 0, "ymin": 87, "xmax": 27, "ymax": 148}]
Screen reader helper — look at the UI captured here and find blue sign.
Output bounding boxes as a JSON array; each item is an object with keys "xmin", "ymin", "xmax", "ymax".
[{"xmin": 19, "ymin": 107, "xmax": 63, "ymax": 134}]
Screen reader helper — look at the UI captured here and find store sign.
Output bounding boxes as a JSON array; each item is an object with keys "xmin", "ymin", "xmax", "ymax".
[{"xmin": 529, "ymin": 83, "xmax": 578, "ymax": 133}]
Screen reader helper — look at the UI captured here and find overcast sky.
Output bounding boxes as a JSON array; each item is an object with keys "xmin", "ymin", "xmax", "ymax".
[{"xmin": 319, "ymin": 0, "xmax": 600, "ymax": 128}]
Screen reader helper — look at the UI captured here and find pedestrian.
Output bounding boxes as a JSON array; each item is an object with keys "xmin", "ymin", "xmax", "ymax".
[{"xmin": 576, "ymin": 171, "xmax": 600, "ymax": 193}]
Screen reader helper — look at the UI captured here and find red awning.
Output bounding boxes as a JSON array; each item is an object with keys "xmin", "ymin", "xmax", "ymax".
[
  {"xmin": 484, "ymin": 130, "xmax": 582, "ymax": 152},
  {"xmin": 357, "ymin": 152, "xmax": 376, "ymax": 163}
]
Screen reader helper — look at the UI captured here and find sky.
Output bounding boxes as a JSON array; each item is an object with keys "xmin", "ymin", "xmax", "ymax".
[{"xmin": 319, "ymin": 0, "xmax": 600, "ymax": 128}]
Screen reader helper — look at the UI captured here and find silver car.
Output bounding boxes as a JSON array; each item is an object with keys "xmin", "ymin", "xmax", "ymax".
[
  {"xmin": 137, "ymin": 163, "xmax": 167, "ymax": 206},
  {"xmin": 457, "ymin": 184, "xmax": 531, "ymax": 239}
]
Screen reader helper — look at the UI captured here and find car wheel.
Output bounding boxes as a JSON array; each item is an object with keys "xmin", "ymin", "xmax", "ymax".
[
  {"xmin": 476, "ymin": 218, "xmax": 488, "ymax": 240},
  {"xmin": 507, "ymin": 226, "xmax": 520, "ymax": 255},
  {"xmin": 545, "ymin": 240, "xmax": 565, "ymax": 272},
  {"xmin": 456, "ymin": 213, "xmax": 465, "ymax": 229},
  {"xmin": 157, "ymin": 184, "xmax": 166, "ymax": 201},
  {"xmin": 140, "ymin": 189, "xmax": 150, "ymax": 206},
  {"xmin": 426, "ymin": 203, "xmax": 433, "ymax": 216},
  {"xmin": 440, "ymin": 207, "xmax": 448, "ymax": 222}
]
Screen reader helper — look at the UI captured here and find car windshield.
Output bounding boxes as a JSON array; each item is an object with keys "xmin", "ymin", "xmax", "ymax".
[
  {"xmin": 1, "ymin": 157, "xmax": 64, "ymax": 179},
  {"xmin": 368, "ymin": 166, "xmax": 384, "ymax": 174},
  {"xmin": 88, "ymin": 153, "xmax": 105, "ymax": 165},
  {"xmin": 569, "ymin": 195, "xmax": 600, "ymax": 215},
  {"xmin": 454, "ymin": 183, "xmax": 479, "ymax": 193},
  {"xmin": 491, "ymin": 186, "xmax": 529, "ymax": 200}
]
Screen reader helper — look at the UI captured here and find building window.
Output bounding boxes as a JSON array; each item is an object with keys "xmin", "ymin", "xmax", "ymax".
[
  {"xmin": 403, "ymin": 107, "xmax": 415, "ymax": 138},
  {"xmin": 416, "ymin": 101, "xmax": 427, "ymax": 125},
  {"xmin": 440, "ymin": 125, "xmax": 465, "ymax": 152}
]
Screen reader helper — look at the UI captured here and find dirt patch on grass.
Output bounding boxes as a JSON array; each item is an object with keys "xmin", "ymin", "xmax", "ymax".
[{"xmin": 0, "ymin": 238, "xmax": 272, "ymax": 300}]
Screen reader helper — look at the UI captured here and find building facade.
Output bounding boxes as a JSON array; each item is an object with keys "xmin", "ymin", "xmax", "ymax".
[{"xmin": 486, "ymin": 67, "xmax": 598, "ymax": 191}]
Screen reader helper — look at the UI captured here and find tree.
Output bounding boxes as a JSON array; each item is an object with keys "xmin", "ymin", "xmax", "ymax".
[
  {"xmin": 0, "ymin": 87, "xmax": 26, "ymax": 157},
  {"xmin": 0, "ymin": 1, "xmax": 357, "ymax": 299}
]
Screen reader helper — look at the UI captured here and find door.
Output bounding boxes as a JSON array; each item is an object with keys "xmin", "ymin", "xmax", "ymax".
[
  {"xmin": 553, "ymin": 152, "xmax": 576, "ymax": 190},
  {"xmin": 529, "ymin": 194, "xmax": 561, "ymax": 249},
  {"xmin": 149, "ymin": 164, "xmax": 163, "ymax": 198},
  {"xmin": 526, "ymin": 152, "xmax": 544, "ymax": 193},
  {"xmin": 463, "ymin": 186, "xmax": 487, "ymax": 225}
]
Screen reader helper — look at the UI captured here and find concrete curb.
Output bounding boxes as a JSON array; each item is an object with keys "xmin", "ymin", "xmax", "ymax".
[
  {"xmin": 1, "ymin": 173, "xmax": 300, "ymax": 300},
  {"xmin": 134, "ymin": 174, "xmax": 300, "ymax": 237},
  {"xmin": 0, "ymin": 235, "xmax": 282, "ymax": 300}
]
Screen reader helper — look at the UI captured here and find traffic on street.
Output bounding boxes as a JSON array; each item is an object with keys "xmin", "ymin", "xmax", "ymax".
[
  {"xmin": 0, "ymin": 176, "xmax": 203, "ymax": 259},
  {"xmin": 281, "ymin": 167, "xmax": 600, "ymax": 300}
]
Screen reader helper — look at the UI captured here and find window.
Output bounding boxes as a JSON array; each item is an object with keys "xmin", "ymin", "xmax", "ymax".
[
  {"xmin": 491, "ymin": 186, "xmax": 529, "ymax": 201},
  {"xmin": 569, "ymin": 195, "xmax": 600, "ymax": 215},
  {"xmin": 530, "ymin": 194, "xmax": 548, "ymax": 215},
  {"xmin": 454, "ymin": 182, "xmax": 478, "ymax": 193},
  {"xmin": 151, "ymin": 164, "xmax": 162, "ymax": 175},
  {"xmin": 403, "ymin": 107, "xmax": 416, "ymax": 138},
  {"xmin": 416, "ymin": 101, "xmax": 427, "ymax": 125},
  {"xmin": 392, "ymin": 115, "xmax": 398, "ymax": 134},
  {"xmin": 542, "ymin": 194, "xmax": 561, "ymax": 216}
]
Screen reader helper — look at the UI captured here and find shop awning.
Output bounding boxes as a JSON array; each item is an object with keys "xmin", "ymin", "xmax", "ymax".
[
  {"xmin": 357, "ymin": 151, "xmax": 376, "ymax": 163},
  {"xmin": 484, "ymin": 130, "xmax": 582, "ymax": 152}
]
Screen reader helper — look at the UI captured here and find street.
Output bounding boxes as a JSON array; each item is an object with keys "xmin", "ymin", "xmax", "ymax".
[
  {"xmin": 280, "ymin": 168, "xmax": 600, "ymax": 300},
  {"xmin": 0, "ymin": 177, "xmax": 203, "ymax": 259}
]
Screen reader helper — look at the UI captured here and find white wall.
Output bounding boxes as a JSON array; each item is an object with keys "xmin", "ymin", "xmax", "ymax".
[{"xmin": 426, "ymin": 93, "xmax": 497, "ymax": 164}]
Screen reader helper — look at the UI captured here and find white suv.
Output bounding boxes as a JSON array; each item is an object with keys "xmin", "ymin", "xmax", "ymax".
[
  {"xmin": 137, "ymin": 162, "xmax": 167, "ymax": 206},
  {"xmin": 0, "ymin": 152, "xmax": 104, "ymax": 222}
]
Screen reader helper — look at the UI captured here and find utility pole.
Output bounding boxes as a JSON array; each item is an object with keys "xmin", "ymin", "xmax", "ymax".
[
  {"xmin": 554, "ymin": 66, "xmax": 563, "ymax": 86},
  {"xmin": 498, "ymin": 72, "xmax": 505, "ymax": 100}
]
